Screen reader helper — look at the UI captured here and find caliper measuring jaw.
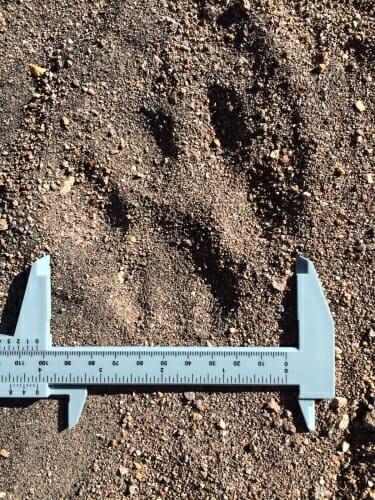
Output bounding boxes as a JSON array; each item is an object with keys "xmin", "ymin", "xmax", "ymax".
[{"xmin": 0, "ymin": 255, "xmax": 334, "ymax": 430}]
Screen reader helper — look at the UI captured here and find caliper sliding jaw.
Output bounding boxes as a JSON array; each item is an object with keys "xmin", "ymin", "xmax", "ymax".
[{"xmin": 295, "ymin": 256, "xmax": 335, "ymax": 430}]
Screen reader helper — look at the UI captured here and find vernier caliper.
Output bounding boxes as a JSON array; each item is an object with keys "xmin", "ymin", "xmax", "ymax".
[{"xmin": 0, "ymin": 255, "xmax": 334, "ymax": 430}]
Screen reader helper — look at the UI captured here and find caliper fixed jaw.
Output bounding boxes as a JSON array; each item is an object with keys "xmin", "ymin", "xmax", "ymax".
[
  {"xmin": 14, "ymin": 254, "xmax": 51, "ymax": 349},
  {"xmin": 296, "ymin": 256, "xmax": 335, "ymax": 430}
]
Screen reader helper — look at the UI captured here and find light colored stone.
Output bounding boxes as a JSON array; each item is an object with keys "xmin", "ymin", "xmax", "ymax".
[
  {"xmin": 218, "ymin": 419, "xmax": 226, "ymax": 430},
  {"xmin": 29, "ymin": 64, "xmax": 46, "ymax": 77},
  {"xmin": 240, "ymin": 0, "xmax": 251, "ymax": 11},
  {"xmin": 338, "ymin": 414, "xmax": 349, "ymax": 431},
  {"xmin": 318, "ymin": 63, "xmax": 327, "ymax": 73},
  {"xmin": 128, "ymin": 484, "xmax": 137, "ymax": 496},
  {"xmin": 118, "ymin": 466, "xmax": 128, "ymax": 476},
  {"xmin": 266, "ymin": 398, "xmax": 281, "ymax": 414},
  {"xmin": 183, "ymin": 392, "xmax": 195, "ymax": 401},
  {"xmin": 61, "ymin": 116, "xmax": 70, "ymax": 128},
  {"xmin": 341, "ymin": 441, "xmax": 350, "ymax": 453},
  {"xmin": 0, "ymin": 11, "xmax": 7, "ymax": 34},
  {"xmin": 335, "ymin": 165, "xmax": 346, "ymax": 176},
  {"xmin": 271, "ymin": 277, "xmax": 288, "ymax": 292},
  {"xmin": 270, "ymin": 149, "xmax": 280, "ymax": 159},
  {"xmin": 355, "ymin": 100, "xmax": 366, "ymax": 112},
  {"xmin": 60, "ymin": 176, "xmax": 75, "ymax": 194},
  {"xmin": 311, "ymin": 484, "xmax": 326, "ymax": 500},
  {"xmin": 117, "ymin": 271, "xmax": 125, "ymax": 284}
]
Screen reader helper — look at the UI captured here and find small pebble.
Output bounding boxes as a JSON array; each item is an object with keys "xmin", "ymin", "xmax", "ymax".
[
  {"xmin": 29, "ymin": 64, "xmax": 46, "ymax": 77},
  {"xmin": 311, "ymin": 484, "xmax": 326, "ymax": 500},
  {"xmin": 338, "ymin": 414, "xmax": 349, "ymax": 431},
  {"xmin": 271, "ymin": 277, "xmax": 287, "ymax": 292},
  {"xmin": 218, "ymin": 419, "xmax": 226, "ymax": 430},
  {"xmin": 355, "ymin": 100, "xmax": 366, "ymax": 113},
  {"xmin": 194, "ymin": 400, "xmax": 206, "ymax": 411},
  {"xmin": 318, "ymin": 63, "xmax": 327, "ymax": 73},
  {"xmin": 128, "ymin": 484, "xmax": 137, "ymax": 496},
  {"xmin": 183, "ymin": 392, "xmax": 195, "ymax": 401},
  {"xmin": 266, "ymin": 398, "xmax": 281, "ymax": 414},
  {"xmin": 0, "ymin": 449, "xmax": 10, "ymax": 458},
  {"xmin": 240, "ymin": 0, "xmax": 251, "ymax": 11},
  {"xmin": 192, "ymin": 412, "xmax": 203, "ymax": 421},
  {"xmin": 0, "ymin": 11, "xmax": 7, "ymax": 33},
  {"xmin": 334, "ymin": 165, "xmax": 346, "ymax": 176},
  {"xmin": 60, "ymin": 176, "xmax": 75, "ymax": 195},
  {"xmin": 0, "ymin": 219, "xmax": 8, "ymax": 231},
  {"xmin": 341, "ymin": 441, "xmax": 350, "ymax": 453},
  {"xmin": 96, "ymin": 38, "xmax": 107, "ymax": 48},
  {"xmin": 61, "ymin": 116, "xmax": 70, "ymax": 129},
  {"xmin": 213, "ymin": 138, "xmax": 221, "ymax": 149},
  {"xmin": 118, "ymin": 466, "xmax": 128, "ymax": 476}
]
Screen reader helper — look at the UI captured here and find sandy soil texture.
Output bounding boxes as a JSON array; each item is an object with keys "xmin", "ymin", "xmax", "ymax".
[{"xmin": 0, "ymin": 0, "xmax": 374, "ymax": 498}]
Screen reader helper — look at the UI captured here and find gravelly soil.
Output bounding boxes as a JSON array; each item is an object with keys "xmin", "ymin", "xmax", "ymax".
[{"xmin": 0, "ymin": 1, "xmax": 374, "ymax": 498}]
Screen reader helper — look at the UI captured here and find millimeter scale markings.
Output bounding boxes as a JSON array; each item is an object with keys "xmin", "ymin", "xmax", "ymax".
[{"xmin": 0, "ymin": 255, "xmax": 334, "ymax": 430}]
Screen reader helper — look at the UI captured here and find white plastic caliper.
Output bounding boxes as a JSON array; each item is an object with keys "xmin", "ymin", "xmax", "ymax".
[{"xmin": 0, "ymin": 255, "xmax": 334, "ymax": 430}]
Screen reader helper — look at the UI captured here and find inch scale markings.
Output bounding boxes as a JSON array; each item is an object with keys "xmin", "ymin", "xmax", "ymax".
[{"xmin": 0, "ymin": 255, "xmax": 334, "ymax": 430}]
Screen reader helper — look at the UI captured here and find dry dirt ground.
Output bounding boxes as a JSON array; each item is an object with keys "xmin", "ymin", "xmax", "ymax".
[{"xmin": 0, "ymin": 0, "xmax": 374, "ymax": 498}]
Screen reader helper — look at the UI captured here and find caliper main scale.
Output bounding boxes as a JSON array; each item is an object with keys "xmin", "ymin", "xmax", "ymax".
[{"xmin": 0, "ymin": 255, "xmax": 335, "ymax": 430}]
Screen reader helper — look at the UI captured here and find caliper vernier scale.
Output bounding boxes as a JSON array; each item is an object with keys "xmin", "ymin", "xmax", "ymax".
[{"xmin": 0, "ymin": 255, "xmax": 334, "ymax": 430}]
